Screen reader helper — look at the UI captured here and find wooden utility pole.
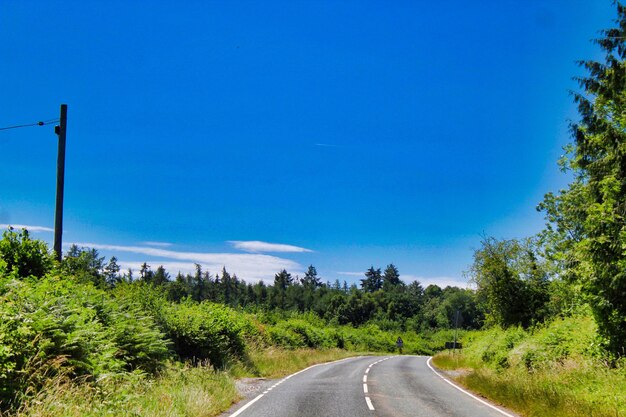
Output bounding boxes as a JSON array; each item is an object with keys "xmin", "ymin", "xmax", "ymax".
[{"xmin": 53, "ymin": 104, "xmax": 67, "ymax": 261}]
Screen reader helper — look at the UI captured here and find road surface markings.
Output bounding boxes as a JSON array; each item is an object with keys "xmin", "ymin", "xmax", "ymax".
[
  {"xmin": 229, "ymin": 356, "xmax": 360, "ymax": 417},
  {"xmin": 426, "ymin": 357, "xmax": 517, "ymax": 417},
  {"xmin": 362, "ymin": 356, "xmax": 392, "ymax": 412}
]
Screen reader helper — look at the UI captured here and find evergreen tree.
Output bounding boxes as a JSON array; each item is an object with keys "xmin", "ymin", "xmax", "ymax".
[
  {"xmin": 104, "ymin": 256, "xmax": 121, "ymax": 286},
  {"xmin": 139, "ymin": 262, "xmax": 153, "ymax": 283},
  {"xmin": 272, "ymin": 269, "xmax": 293, "ymax": 309},
  {"xmin": 382, "ymin": 263, "xmax": 403, "ymax": 291},
  {"xmin": 62, "ymin": 245, "xmax": 106, "ymax": 286},
  {"xmin": 301, "ymin": 265, "xmax": 321, "ymax": 288},
  {"xmin": 153, "ymin": 265, "xmax": 170, "ymax": 286},
  {"xmin": 539, "ymin": 3, "xmax": 626, "ymax": 353},
  {"xmin": 221, "ymin": 267, "xmax": 235, "ymax": 305},
  {"xmin": 361, "ymin": 266, "xmax": 383, "ymax": 292}
]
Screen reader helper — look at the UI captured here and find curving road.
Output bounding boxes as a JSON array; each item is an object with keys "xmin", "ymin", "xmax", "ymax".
[{"xmin": 223, "ymin": 355, "xmax": 516, "ymax": 417}]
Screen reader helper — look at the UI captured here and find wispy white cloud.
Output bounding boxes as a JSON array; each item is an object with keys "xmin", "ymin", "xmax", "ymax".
[
  {"xmin": 314, "ymin": 143, "xmax": 338, "ymax": 148},
  {"xmin": 75, "ymin": 242, "xmax": 303, "ymax": 281},
  {"xmin": 141, "ymin": 241, "xmax": 173, "ymax": 247},
  {"xmin": 228, "ymin": 240, "xmax": 313, "ymax": 253},
  {"xmin": 337, "ymin": 271, "xmax": 364, "ymax": 277},
  {"xmin": 402, "ymin": 274, "xmax": 473, "ymax": 289},
  {"xmin": 0, "ymin": 224, "xmax": 54, "ymax": 233}
]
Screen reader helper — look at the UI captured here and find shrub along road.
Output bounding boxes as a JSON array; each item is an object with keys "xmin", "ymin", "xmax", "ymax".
[{"xmin": 222, "ymin": 355, "xmax": 517, "ymax": 417}]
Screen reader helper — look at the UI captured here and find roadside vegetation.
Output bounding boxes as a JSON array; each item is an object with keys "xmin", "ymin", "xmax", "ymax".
[
  {"xmin": 431, "ymin": 5, "xmax": 626, "ymax": 416},
  {"xmin": 4, "ymin": 4, "xmax": 626, "ymax": 417},
  {"xmin": 0, "ymin": 228, "xmax": 455, "ymax": 416},
  {"xmin": 433, "ymin": 314, "xmax": 625, "ymax": 417}
]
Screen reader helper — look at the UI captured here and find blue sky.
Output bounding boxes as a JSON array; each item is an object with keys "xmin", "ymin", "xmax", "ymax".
[{"xmin": 0, "ymin": 1, "xmax": 616, "ymax": 286}]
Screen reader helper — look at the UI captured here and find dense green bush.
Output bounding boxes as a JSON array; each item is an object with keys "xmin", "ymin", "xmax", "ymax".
[
  {"xmin": 0, "ymin": 275, "xmax": 169, "ymax": 407},
  {"xmin": 114, "ymin": 283, "xmax": 252, "ymax": 368},
  {"xmin": 161, "ymin": 301, "xmax": 247, "ymax": 368},
  {"xmin": 458, "ymin": 315, "xmax": 601, "ymax": 371},
  {"xmin": 0, "ymin": 228, "xmax": 55, "ymax": 279},
  {"xmin": 268, "ymin": 319, "xmax": 334, "ymax": 349}
]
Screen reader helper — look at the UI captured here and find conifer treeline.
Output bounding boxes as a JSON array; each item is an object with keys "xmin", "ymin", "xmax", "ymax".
[{"xmin": 69, "ymin": 245, "xmax": 481, "ymax": 332}]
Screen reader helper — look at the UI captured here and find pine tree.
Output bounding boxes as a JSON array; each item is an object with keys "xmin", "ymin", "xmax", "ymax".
[
  {"xmin": 360, "ymin": 266, "xmax": 382, "ymax": 292},
  {"xmin": 539, "ymin": 3, "xmax": 626, "ymax": 354},
  {"xmin": 382, "ymin": 263, "xmax": 403, "ymax": 291}
]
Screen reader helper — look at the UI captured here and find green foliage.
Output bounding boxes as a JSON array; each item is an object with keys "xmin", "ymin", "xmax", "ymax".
[
  {"xmin": 13, "ymin": 363, "xmax": 239, "ymax": 417},
  {"xmin": 0, "ymin": 275, "xmax": 169, "ymax": 407},
  {"xmin": 60, "ymin": 245, "xmax": 107, "ymax": 287},
  {"xmin": 268, "ymin": 319, "xmax": 337, "ymax": 349},
  {"xmin": 382, "ymin": 263, "xmax": 403, "ymax": 291},
  {"xmin": 326, "ymin": 291, "xmax": 377, "ymax": 325},
  {"xmin": 0, "ymin": 228, "xmax": 55, "ymax": 279},
  {"xmin": 360, "ymin": 266, "xmax": 383, "ymax": 292},
  {"xmin": 468, "ymin": 237, "xmax": 550, "ymax": 328},
  {"xmin": 433, "ymin": 316, "xmax": 625, "ymax": 417},
  {"xmin": 538, "ymin": 3, "xmax": 626, "ymax": 354},
  {"xmin": 161, "ymin": 301, "xmax": 247, "ymax": 368}
]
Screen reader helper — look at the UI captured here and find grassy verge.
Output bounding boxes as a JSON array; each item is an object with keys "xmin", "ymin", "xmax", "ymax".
[
  {"xmin": 229, "ymin": 347, "xmax": 363, "ymax": 379},
  {"xmin": 9, "ymin": 348, "xmax": 363, "ymax": 417},
  {"xmin": 432, "ymin": 316, "xmax": 626, "ymax": 417},
  {"xmin": 9, "ymin": 363, "xmax": 238, "ymax": 417}
]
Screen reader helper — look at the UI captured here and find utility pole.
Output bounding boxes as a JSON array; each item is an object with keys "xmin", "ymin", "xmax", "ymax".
[{"xmin": 53, "ymin": 104, "xmax": 67, "ymax": 262}]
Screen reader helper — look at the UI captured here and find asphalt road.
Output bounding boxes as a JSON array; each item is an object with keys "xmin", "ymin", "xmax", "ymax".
[{"xmin": 223, "ymin": 355, "xmax": 516, "ymax": 417}]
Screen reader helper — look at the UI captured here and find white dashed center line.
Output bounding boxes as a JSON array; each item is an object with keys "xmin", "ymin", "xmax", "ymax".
[
  {"xmin": 362, "ymin": 356, "xmax": 392, "ymax": 412},
  {"xmin": 230, "ymin": 356, "xmax": 359, "ymax": 417}
]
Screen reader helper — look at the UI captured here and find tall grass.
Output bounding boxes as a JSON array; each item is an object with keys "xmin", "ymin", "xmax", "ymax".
[
  {"xmin": 9, "ymin": 363, "xmax": 238, "ymax": 417},
  {"xmin": 432, "ymin": 315, "xmax": 626, "ymax": 417},
  {"xmin": 10, "ymin": 349, "xmax": 363, "ymax": 417},
  {"xmin": 229, "ymin": 348, "xmax": 359, "ymax": 378}
]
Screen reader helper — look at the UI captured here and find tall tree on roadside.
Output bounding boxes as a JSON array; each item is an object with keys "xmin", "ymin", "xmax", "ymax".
[
  {"xmin": 539, "ymin": 4, "xmax": 626, "ymax": 354},
  {"xmin": 468, "ymin": 237, "xmax": 548, "ymax": 328}
]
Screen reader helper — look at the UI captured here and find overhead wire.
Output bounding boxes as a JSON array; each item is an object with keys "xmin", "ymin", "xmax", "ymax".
[{"xmin": 0, "ymin": 118, "xmax": 59, "ymax": 132}]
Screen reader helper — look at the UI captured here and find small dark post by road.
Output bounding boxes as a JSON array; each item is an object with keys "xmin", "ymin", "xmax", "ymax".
[
  {"xmin": 53, "ymin": 104, "xmax": 67, "ymax": 262},
  {"xmin": 453, "ymin": 309, "xmax": 460, "ymax": 353}
]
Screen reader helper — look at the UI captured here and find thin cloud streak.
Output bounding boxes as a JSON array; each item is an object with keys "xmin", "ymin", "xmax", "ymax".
[
  {"xmin": 402, "ymin": 274, "xmax": 473, "ymax": 289},
  {"xmin": 117, "ymin": 261, "xmax": 279, "ymax": 283},
  {"xmin": 228, "ymin": 240, "xmax": 313, "ymax": 253},
  {"xmin": 141, "ymin": 241, "xmax": 173, "ymax": 247},
  {"xmin": 337, "ymin": 271, "xmax": 364, "ymax": 277},
  {"xmin": 76, "ymin": 242, "xmax": 302, "ymax": 281},
  {"xmin": 0, "ymin": 224, "xmax": 54, "ymax": 232}
]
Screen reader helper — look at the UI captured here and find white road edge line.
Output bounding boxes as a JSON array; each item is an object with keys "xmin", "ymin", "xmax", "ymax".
[
  {"xmin": 363, "ymin": 383, "xmax": 368, "ymax": 393},
  {"xmin": 365, "ymin": 396, "xmax": 375, "ymax": 411},
  {"xmin": 426, "ymin": 357, "xmax": 517, "ymax": 417},
  {"xmin": 229, "ymin": 394, "xmax": 263, "ymax": 417}
]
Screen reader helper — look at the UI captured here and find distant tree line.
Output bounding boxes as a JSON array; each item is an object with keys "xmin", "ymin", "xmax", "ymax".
[{"xmin": 56, "ymin": 243, "xmax": 482, "ymax": 332}]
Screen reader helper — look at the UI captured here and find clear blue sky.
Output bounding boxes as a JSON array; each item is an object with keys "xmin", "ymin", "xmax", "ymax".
[{"xmin": 0, "ymin": 1, "xmax": 616, "ymax": 286}]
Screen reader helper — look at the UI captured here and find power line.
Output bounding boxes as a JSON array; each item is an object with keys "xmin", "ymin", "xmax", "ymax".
[{"xmin": 0, "ymin": 118, "xmax": 59, "ymax": 132}]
